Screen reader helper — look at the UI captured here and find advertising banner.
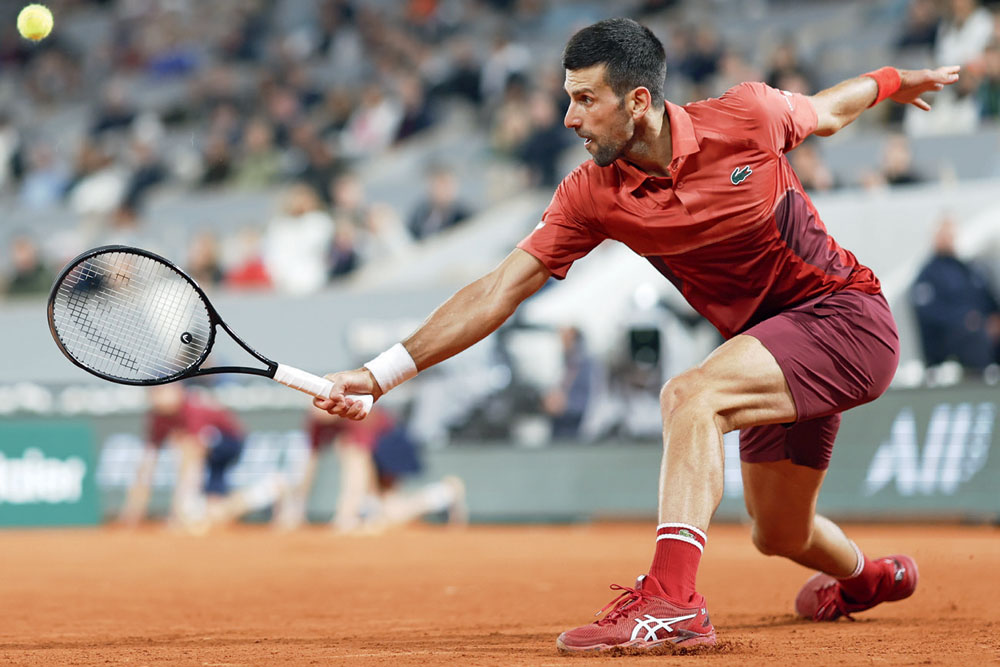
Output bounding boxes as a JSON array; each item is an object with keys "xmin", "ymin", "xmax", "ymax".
[
  {"xmin": 0, "ymin": 421, "xmax": 101, "ymax": 527},
  {"xmin": 821, "ymin": 387, "xmax": 998, "ymax": 519},
  {"xmin": 2, "ymin": 385, "xmax": 996, "ymax": 524}
]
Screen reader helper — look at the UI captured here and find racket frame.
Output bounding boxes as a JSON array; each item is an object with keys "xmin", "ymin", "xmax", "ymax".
[{"xmin": 48, "ymin": 244, "xmax": 280, "ymax": 386}]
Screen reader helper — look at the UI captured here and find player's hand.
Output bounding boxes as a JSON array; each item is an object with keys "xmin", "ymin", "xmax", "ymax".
[
  {"xmin": 892, "ymin": 66, "xmax": 960, "ymax": 111},
  {"xmin": 313, "ymin": 368, "xmax": 382, "ymax": 419}
]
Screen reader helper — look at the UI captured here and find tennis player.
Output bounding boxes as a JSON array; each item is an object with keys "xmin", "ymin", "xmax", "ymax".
[{"xmin": 315, "ymin": 18, "xmax": 959, "ymax": 652}]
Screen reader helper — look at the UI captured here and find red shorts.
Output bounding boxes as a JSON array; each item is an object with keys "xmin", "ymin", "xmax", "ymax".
[{"xmin": 740, "ymin": 289, "xmax": 899, "ymax": 470}]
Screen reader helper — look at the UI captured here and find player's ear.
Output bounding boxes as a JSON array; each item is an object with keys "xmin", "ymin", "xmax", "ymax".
[{"xmin": 628, "ymin": 86, "xmax": 653, "ymax": 119}]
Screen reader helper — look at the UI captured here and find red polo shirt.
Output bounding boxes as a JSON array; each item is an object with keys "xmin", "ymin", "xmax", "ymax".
[{"xmin": 518, "ymin": 81, "xmax": 880, "ymax": 339}]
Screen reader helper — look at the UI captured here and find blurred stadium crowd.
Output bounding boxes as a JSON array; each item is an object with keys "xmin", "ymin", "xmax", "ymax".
[
  {"xmin": 3, "ymin": 0, "xmax": 1000, "ymax": 438},
  {"xmin": 2, "ymin": 0, "xmax": 1000, "ymax": 294}
]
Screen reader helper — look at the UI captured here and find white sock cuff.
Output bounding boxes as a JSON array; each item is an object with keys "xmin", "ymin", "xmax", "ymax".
[
  {"xmin": 364, "ymin": 343, "xmax": 418, "ymax": 393},
  {"xmin": 844, "ymin": 540, "xmax": 865, "ymax": 579},
  {"xmin": 656, "ymin": 522, "xmax": 707, "ymax": 542},
  {"xmin": 655, "ymin": 533, "xmax": 704, "ymax": 552}
]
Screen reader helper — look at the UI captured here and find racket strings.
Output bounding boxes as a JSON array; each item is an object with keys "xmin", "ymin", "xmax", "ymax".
[
  {"xmin": 64, "ymin": 263, "xmax": 141, "ymax": 371},
  {"xmin": 51, "ymin": 251, "xmax": 213, "ymax": 382},
  {"xmin": 123, "ymin": 255, "xmax": 203, "ymax": 375},
  {"xmin": 62, "ymin": 260, "xmax": 158, "ymax": 375},
  {"xmin": 67, "ymin": 254, "xmax": 209, "ymax": 378}
]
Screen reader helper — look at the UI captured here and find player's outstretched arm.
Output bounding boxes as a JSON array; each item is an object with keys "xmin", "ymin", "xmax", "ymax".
[
  {"xmin": 809, "ymin": 66, "xmax": 960, "ymax": 137},
  {"xmin": 315, "ymin": 248, "xmax": 552, "ymax": 419}
]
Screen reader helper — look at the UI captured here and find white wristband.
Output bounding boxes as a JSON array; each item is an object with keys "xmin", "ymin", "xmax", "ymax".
[{"xmin": 364, "ymin": 343, "xmax": 418, "ymax": 393}]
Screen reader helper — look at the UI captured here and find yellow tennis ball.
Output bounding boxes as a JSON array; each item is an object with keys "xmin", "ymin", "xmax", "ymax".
[{"xmin": 17, "ymin": 4, "xmax": 54, "ymax": 42}]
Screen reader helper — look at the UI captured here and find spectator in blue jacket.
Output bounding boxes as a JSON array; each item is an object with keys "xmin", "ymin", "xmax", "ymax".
[
  {"xmin": 910, "ymin": 216, "xmax": 1000, "ymax": 373},
  {"xmin": 543, "ymin": 326, "xmax": 597, "ymax": 439}
]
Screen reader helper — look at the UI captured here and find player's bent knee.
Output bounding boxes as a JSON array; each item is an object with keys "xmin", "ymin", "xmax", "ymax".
[
  {"xmin": 751, "ymin": 522, "xmax": 811, "ymax": 558},
  {"xmin": 659, "ymin": 369, "xmax": 713, "ymax": 419}
]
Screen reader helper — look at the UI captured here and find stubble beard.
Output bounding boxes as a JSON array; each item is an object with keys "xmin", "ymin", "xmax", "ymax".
[{"xmin": 590, "ymin": 109, "xmax": 635, "ymax": 168}]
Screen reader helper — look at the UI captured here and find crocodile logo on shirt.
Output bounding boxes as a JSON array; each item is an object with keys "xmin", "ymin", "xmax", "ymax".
[{"xmin": 731, "ymin": 165, "xmax": 752, "ymax": 185}]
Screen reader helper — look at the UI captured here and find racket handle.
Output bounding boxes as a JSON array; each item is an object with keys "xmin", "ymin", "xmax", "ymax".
[{"xmin": 273, "ymin": 363, "xmax": 373, "ymax": 417}]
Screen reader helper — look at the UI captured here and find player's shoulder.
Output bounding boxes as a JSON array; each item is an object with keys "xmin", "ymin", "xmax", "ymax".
[
  {"xmin": 686, "ymin": 81, "xmax": 772, "ymax": 116},
  {"xmin": 554, "ymin": 161, "xmax": 597, "ymax": 201},
  {"xmin": 564, "ymin": 159, "xmax": 600, "ymax": 183},
  {"xmin": 684, "ymin": 81, "xmax": 798, "ymax": 142},
  {"xmin": 543, "ymin": 160, "xmax": 620, "ymax": 224}
]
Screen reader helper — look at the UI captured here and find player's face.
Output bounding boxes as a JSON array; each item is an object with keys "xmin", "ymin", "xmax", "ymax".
[{"xmin": 564, "ymin": 64, "xmax": 635, "ymax": 167}]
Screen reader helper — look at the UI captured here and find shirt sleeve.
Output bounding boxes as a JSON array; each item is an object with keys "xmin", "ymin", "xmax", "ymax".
[
  {"xmin": 516, "ymin": 166, "xmax": 605, "ymax": 279},
  {"xmin": 720, "ymin": 81, "xmax": 818, "ymax": 154}
]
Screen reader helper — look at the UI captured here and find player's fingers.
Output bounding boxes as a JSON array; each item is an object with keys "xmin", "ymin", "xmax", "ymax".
[
  {"xmin": 322, "ymin": 374, "xmax": 355, "ymax": 402},
  {"xmin": 314, "ymin": 390, "xmax": 353, "ymax": 416},
  {"xmin": 342, "ymin": 398, "xmax": 366, "ymax": 420},
  {"xmin": 912, "ymin": 98, "xmax": 932, "ymax": 111},
  {"xmin": 313, "ymin": 396, "xmax": 333, "ymax": 410},
  {"xmin": 322, "ymin": 373, "xmax": 346, "ymax": 396},
  {"xmin": 324, "ymin": 371, "xmax": 369, "ymax": 398}
]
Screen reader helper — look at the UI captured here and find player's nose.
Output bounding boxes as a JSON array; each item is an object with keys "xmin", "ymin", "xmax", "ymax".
[{"xmin": 564, "ymin": 104, "xmax": 580, "ymax": 129}]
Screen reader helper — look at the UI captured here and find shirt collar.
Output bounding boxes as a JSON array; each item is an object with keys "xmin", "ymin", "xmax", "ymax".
[{"xmin": 616, "ymin": 100, "xmax": 700, "ymax": 193}]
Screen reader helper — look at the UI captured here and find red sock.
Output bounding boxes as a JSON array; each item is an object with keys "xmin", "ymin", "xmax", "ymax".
[
  {"xmin": 837, "ymin": 542, "xmax": 884, "ymax": 603},
  {"xmin": 649, "ymin": 523, "xmax": 706, "ymax": 606}
]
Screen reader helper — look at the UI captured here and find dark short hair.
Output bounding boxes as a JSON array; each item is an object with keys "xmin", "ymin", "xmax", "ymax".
[{"xmin": 562, "ymin": 18, "xmax": 667, "ymax": 103}]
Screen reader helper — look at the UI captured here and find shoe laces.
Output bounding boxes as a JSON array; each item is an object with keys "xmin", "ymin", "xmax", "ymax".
[
  {"xmin": 594, "ymin": 583, "xmax": 650, "ymax": 626},
  {"xmin": 813, "ymin": 580, "xmax": 856, "ymax": 622}
]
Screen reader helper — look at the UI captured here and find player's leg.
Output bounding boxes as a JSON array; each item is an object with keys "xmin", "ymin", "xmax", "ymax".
[
  {"xmin": 559, "ymin": 290, "xmax": 902, "ymax": 652},
  {"xmin": 742, "ymin": 460, "xmax": 855, "ymax": 573},
  {"xmin": 743, "ymin": 454, "xmax": 918, "ymax": 621},
  {"xmin": 739, "ymin": 417, "xmax": 858, "ymax": 576},
  {"xmin": 646, "ymin": 332, "xmax": 799, "ymax": 595},
  {"xmin": 655, "ymin": 334, "xmax": 796, "ymax": 530},
  {"xmin": 736, "ymin": 291, "xmax": 915, "ymax": 621},
  {"xmin": 559, "ymin": 333, "xmax": 794, "ymax": 653}
]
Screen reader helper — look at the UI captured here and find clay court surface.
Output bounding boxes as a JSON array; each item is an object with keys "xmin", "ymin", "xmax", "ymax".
[{"xmin": 0, "ymin": 523, "xmax": 997, "ymax": 666}]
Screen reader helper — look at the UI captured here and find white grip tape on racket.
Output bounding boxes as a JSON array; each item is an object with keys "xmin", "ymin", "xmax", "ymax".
[{"xmin": 274, "ymin": 364, "xmax": 373, "ymax": 416}]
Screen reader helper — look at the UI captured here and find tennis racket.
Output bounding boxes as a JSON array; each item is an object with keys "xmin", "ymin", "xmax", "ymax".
[{"xmin": 46, "ymin": 245, "xmax": 372, "ymax": 415}]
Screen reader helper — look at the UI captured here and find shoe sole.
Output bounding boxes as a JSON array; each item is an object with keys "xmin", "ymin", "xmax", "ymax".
[{"xmin": 556, "ymin": 630, "xmax": 716, "ymax": 654}]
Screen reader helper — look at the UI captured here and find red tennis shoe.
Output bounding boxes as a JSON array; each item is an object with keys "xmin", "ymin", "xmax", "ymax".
[
  {"xmin": 795, "ymin": 554, "xmax": 919, "ymax": 621},
  {"xmin": 556, "ymin": 575, "xmax": 716, "ymax": 654}
]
